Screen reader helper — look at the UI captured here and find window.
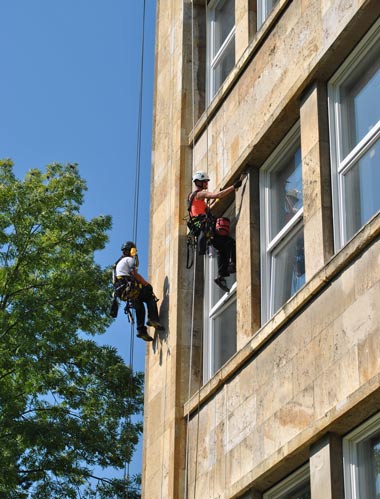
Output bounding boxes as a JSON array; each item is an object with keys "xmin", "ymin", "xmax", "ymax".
[
  {"xmin": 203, "ymin": 204, "xmax": 236, "ymax": 382},
  {"xmin": 263, "ymin": 464, "xmax": 310, "ymax": 499},
  {"xmin": 328, "ymin": 19, "xmax": 380, "ymax": 249},
  {"xmin": 260, "ymin": 123, "xmax": 305, "ymax": 323},
  {"xmin": 207, "ymin": 0, "xmax": 235, "ymax": 102},
  {"xmin": 257, "ymin": 0, "xmax": 279, "ymax": 29},
  {"xmin": 343, "ymin": 412, "xmax": 380, "ymax": 499}
]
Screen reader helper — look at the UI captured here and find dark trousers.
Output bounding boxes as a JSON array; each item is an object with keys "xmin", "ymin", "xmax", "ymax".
[
  {"xmin": 198, "ymin": 228, "xmax": 236, "ymax": 278},
  {"xmin": 133, "ymin": 285, "xmax": 159, "ymax": 330},
  {"xmin": 213, "ymin": 234, "xmax": 236, "ymax": 277}
]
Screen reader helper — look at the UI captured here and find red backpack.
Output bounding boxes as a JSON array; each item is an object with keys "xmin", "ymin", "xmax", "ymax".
[{"xmin": 215, "ymin": 217, "xmax": 230, "ymax": 236}]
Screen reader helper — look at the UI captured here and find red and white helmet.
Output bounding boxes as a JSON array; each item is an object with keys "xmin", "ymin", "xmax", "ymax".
[{"xmin": 192, "ymin": 171, "xmax": 210, "ymax": 182}]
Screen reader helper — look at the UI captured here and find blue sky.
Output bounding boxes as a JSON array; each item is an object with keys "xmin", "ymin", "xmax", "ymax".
[{"xmin": 0, "ymin": 0, "xmax": 156, "ymax": 481}]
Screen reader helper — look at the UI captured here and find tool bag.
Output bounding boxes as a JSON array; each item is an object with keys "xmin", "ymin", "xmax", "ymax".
[
  {"xmin": 215, "ymin": 217, "xmax": 230, "ymax": 236},
  {"xmin": 109, "ymin": 296, "xmax": 119, "ymax": 318},
  {"xmin": 113, "ymin": 276, "xmax": 142, "ymax": 302},
  {"xmin": 111, "ymin": 258, "xmax": 142, "ymax": 303}
]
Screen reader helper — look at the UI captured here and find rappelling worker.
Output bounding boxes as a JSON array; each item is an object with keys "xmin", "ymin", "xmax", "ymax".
[
  {"xmin": 187, "ymin": 171, "xmax": 243, "ymax": 292},
  {"xmin": 113, "ymin": 241, "xmax": 164, "ymax": 342}
]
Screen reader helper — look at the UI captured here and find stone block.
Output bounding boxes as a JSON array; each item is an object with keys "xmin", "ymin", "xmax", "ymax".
[
  {"xmin": 353, "ymin": 240, "xmax": 380, "ymax": 299},
  {"xmin": 227, "ymin": 443, "xmax": 242, "ymax": 487},
  {"xmin": 313, "ymin": 360, "xmax": 341, "ymax": 419},
  {"xmin": 226, "ymin": 394, "xmax": 257, "ymax": 451},
  {"xmin": 358, "ymin": 328, "xmax": 380, "ymax": 385}
]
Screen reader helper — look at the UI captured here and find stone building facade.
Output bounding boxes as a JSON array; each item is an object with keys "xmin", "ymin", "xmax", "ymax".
[{"xmin": 142, "ymin": 1, "xmax": 380, "ymax": 498}]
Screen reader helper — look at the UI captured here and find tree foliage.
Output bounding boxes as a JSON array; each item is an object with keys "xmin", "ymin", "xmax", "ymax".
[{"xmin": 0, "ymin": 161, "xmax": 143, "ymax": 498}]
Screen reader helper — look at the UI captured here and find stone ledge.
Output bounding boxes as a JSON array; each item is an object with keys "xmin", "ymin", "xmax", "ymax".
[{"xmin": 228, "ymin": 375, "xmax": 380, "ymax": 498}]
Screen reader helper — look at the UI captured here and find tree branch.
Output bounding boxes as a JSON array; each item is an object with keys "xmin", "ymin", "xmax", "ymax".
[{"xmin": 0, "ymin": 368, "xmax": 16, "ymax": 381}]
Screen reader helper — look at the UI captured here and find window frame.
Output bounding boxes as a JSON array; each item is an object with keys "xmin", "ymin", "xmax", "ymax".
[
  {"xmin": 206, "ymin": 0, "xmax": 236, "ymax": 102},
  {"xmin": 260, "ymin": 122, "xmax": 304, "ymax": 323},
  {"xmin": 203, "ymin": 204, "xmax": 237, "ymax": 383},
  {"xmin": 257, "ymin": 0, "xmax": 279, "ymax": 29},
  {"xmin": 263, "ymin": 463, "xmax": 310, "ymax": 499},
  {"xmin": 328, "ymin": 18, "xmax": 380, "ymax": 250},
  {"xmin": 343, "ymin": 412, "xmax": 380, "ymax": 499}
]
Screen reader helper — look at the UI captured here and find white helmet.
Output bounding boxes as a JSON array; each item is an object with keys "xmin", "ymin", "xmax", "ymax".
[{"xmin": 192, "ymin": 171, "xmax": 210, "ymax": 182}]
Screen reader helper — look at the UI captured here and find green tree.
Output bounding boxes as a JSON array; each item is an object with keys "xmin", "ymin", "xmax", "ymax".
[{"xmin": 0, "ymin": 161, "xmax": 143, "ymax": 499}]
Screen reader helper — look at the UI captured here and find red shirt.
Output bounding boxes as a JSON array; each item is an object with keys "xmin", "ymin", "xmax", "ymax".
[{"xmin": 189, "ymin": 191, "xmax": 207, "ymax": 217}]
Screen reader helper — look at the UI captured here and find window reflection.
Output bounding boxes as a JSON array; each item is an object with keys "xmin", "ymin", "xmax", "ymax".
[
  {"xmin": 357, "ymin": 431, "xmax": 380, "ymax": 498},
  {"xmin": 214, "ymin": 0, "xmax": 235, "ymax": 53},
  {"xmin": 344, "ymin": 140, "xmax": 380, "ymax": 240},
  {"xmin": 341, "ymin": 49, "xmax": 380, "ymax": 157},
  {"xmin": 270, "ymin": 147, "xmax": 303, "ymax": 239},
  {"xmin": 213, "ymin": 299, "xmax": 237, "ymax": 372},
  {"xmin": 282, "ymin": 482, "xmax": 310, "ymax": 499},
  {"xmin": 208, "ymin": 0, "xmax": 235, "ymax": 100},
  {"xmin": 272, "ymin": 228, "xmax": 305, "ymax": 314}
]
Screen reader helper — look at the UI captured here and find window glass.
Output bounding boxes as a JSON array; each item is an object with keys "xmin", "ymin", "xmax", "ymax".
[
  {"xmin": 207, "ymin": 0, "xmax": 235, "ymax": 100},
  {"xmin": 260, "ymin": 124, "xmax": 304, "ymax": 322},
  {"xmin": 257, "ymin": 0, "xmax": 280, "ymax": 29},
  {"xmin": 270, "ymin": 147, "xmax": 303, "ymax": 239},
  {"xmin": 357, "ymin": 432, "xmax": 380, "ymax": 498},
  {"xmin": 344, "ymin": 140, "xmax": 380, "ymax": 240},
  {"xmin": 341, "ymin": 48, "xmax": 380, "ymax": 157},
  {"xmin": 212, "ymin": 298, "xmax": 237, "ymax": 372},
  {"xmin": 214, "ymin": 0, "xmax": 235, "ymax": 54},
  {"xmin": 344, "ymin": 413, "xmax": 380, "ymax": 499},
  {"xmin": 282, "ymin": 482, "xmax": 310, "ymax": 499},
  {"xmin": 213, "ymin": 38, "xmax": 235, "ymax": 92},
  {"xmin": 272, "ymin": 227, "xmax": 305, "ymax": 313}
]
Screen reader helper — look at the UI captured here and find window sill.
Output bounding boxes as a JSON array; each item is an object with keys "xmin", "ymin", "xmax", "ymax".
[{"xmin": 184, "ymin": 211, "xmax": 380, "ymax": 417}]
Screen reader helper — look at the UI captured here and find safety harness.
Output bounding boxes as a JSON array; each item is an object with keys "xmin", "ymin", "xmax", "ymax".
[
  {"xmin": 186, "ymin": 191, "xmax": 215, "ymax": 269},
  {"xmin": 110, "ymin": 258, "xmax": 143, "ymax": 322}
]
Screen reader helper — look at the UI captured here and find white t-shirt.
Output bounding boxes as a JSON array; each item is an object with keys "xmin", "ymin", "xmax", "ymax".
[{"xmin": 115, "ymin": 256, "xmax": 136, "ymax": 277}]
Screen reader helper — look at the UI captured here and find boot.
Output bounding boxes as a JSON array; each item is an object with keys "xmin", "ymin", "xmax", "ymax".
[
  {"xmin": 227, "ymin": 262, "xmax": 236, "ymax": 274},
  {"xmin": 147, "ymin": 319, "xmax": 165, "ymax": 331},
  {"xmin": 214, "ymin": 276, "xmax": 230, "ymax": 293},
  {"xmin": 136, "ymin": 327, "xmax": 153, "ymax": 342}
]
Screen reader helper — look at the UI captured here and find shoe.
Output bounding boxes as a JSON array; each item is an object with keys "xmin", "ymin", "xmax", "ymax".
[
  {"xmin": 147, "ymin": 319, "xmax": 165, "ymax": 331},
  {"xmin": 227, "ymin": 262, "xmax": 236, "ymax": 274},
  {"xmin": 214, "ymin": 277, "xmax": 230, "ymax": 293},
  {"xmin": 136, "ymin": 328, "xmax": 154, "ymax": 342}
]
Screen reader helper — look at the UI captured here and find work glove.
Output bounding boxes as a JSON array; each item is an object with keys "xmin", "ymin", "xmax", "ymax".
[
  {"xmin": 233, "ymin": 178, "xmax": 242, "ymax": 190},
  {"xmin": 233, "ymin": 173, "xmax": 245, "ymax": 190}
]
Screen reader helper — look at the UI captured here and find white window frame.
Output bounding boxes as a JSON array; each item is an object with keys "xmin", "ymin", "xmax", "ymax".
[
  {"xmin": 263, "ymin": 463, "xmax": 310, "ymax": 499},
  {"xmin": 203, "ymin": 262, "xmax": 237, "ymax": 381},
  {"xmin": 343, "ymin": 411, "xmax": 380, "ymax": 499},
  {"xmin": 328, "ymin": 18, "xmax": 380, "ymax": 250},
  {"xmin": 260, "ymin": 122, "xmax": 304, "ymax": 323},
  {"xmin": 203, "ymin": 204, "xmax": 237, "ymax": 383},
  {"xmin": 207, "ymin": 0, "xmax": 236, "ymax": 102},
  {"xmin": 257, "ymin": 0, "xmax": 279, "ymax": 29}
]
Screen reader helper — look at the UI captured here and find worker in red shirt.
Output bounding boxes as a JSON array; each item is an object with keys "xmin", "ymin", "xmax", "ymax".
[{"xmin": 187, "ymin": 171, "xmax": 243, "ymax": 292}]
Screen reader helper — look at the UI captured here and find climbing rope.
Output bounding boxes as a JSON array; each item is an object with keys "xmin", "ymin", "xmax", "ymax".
[{"xmin": 124, "ymin": 0, "xmax": 146, "ymax": 494}]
